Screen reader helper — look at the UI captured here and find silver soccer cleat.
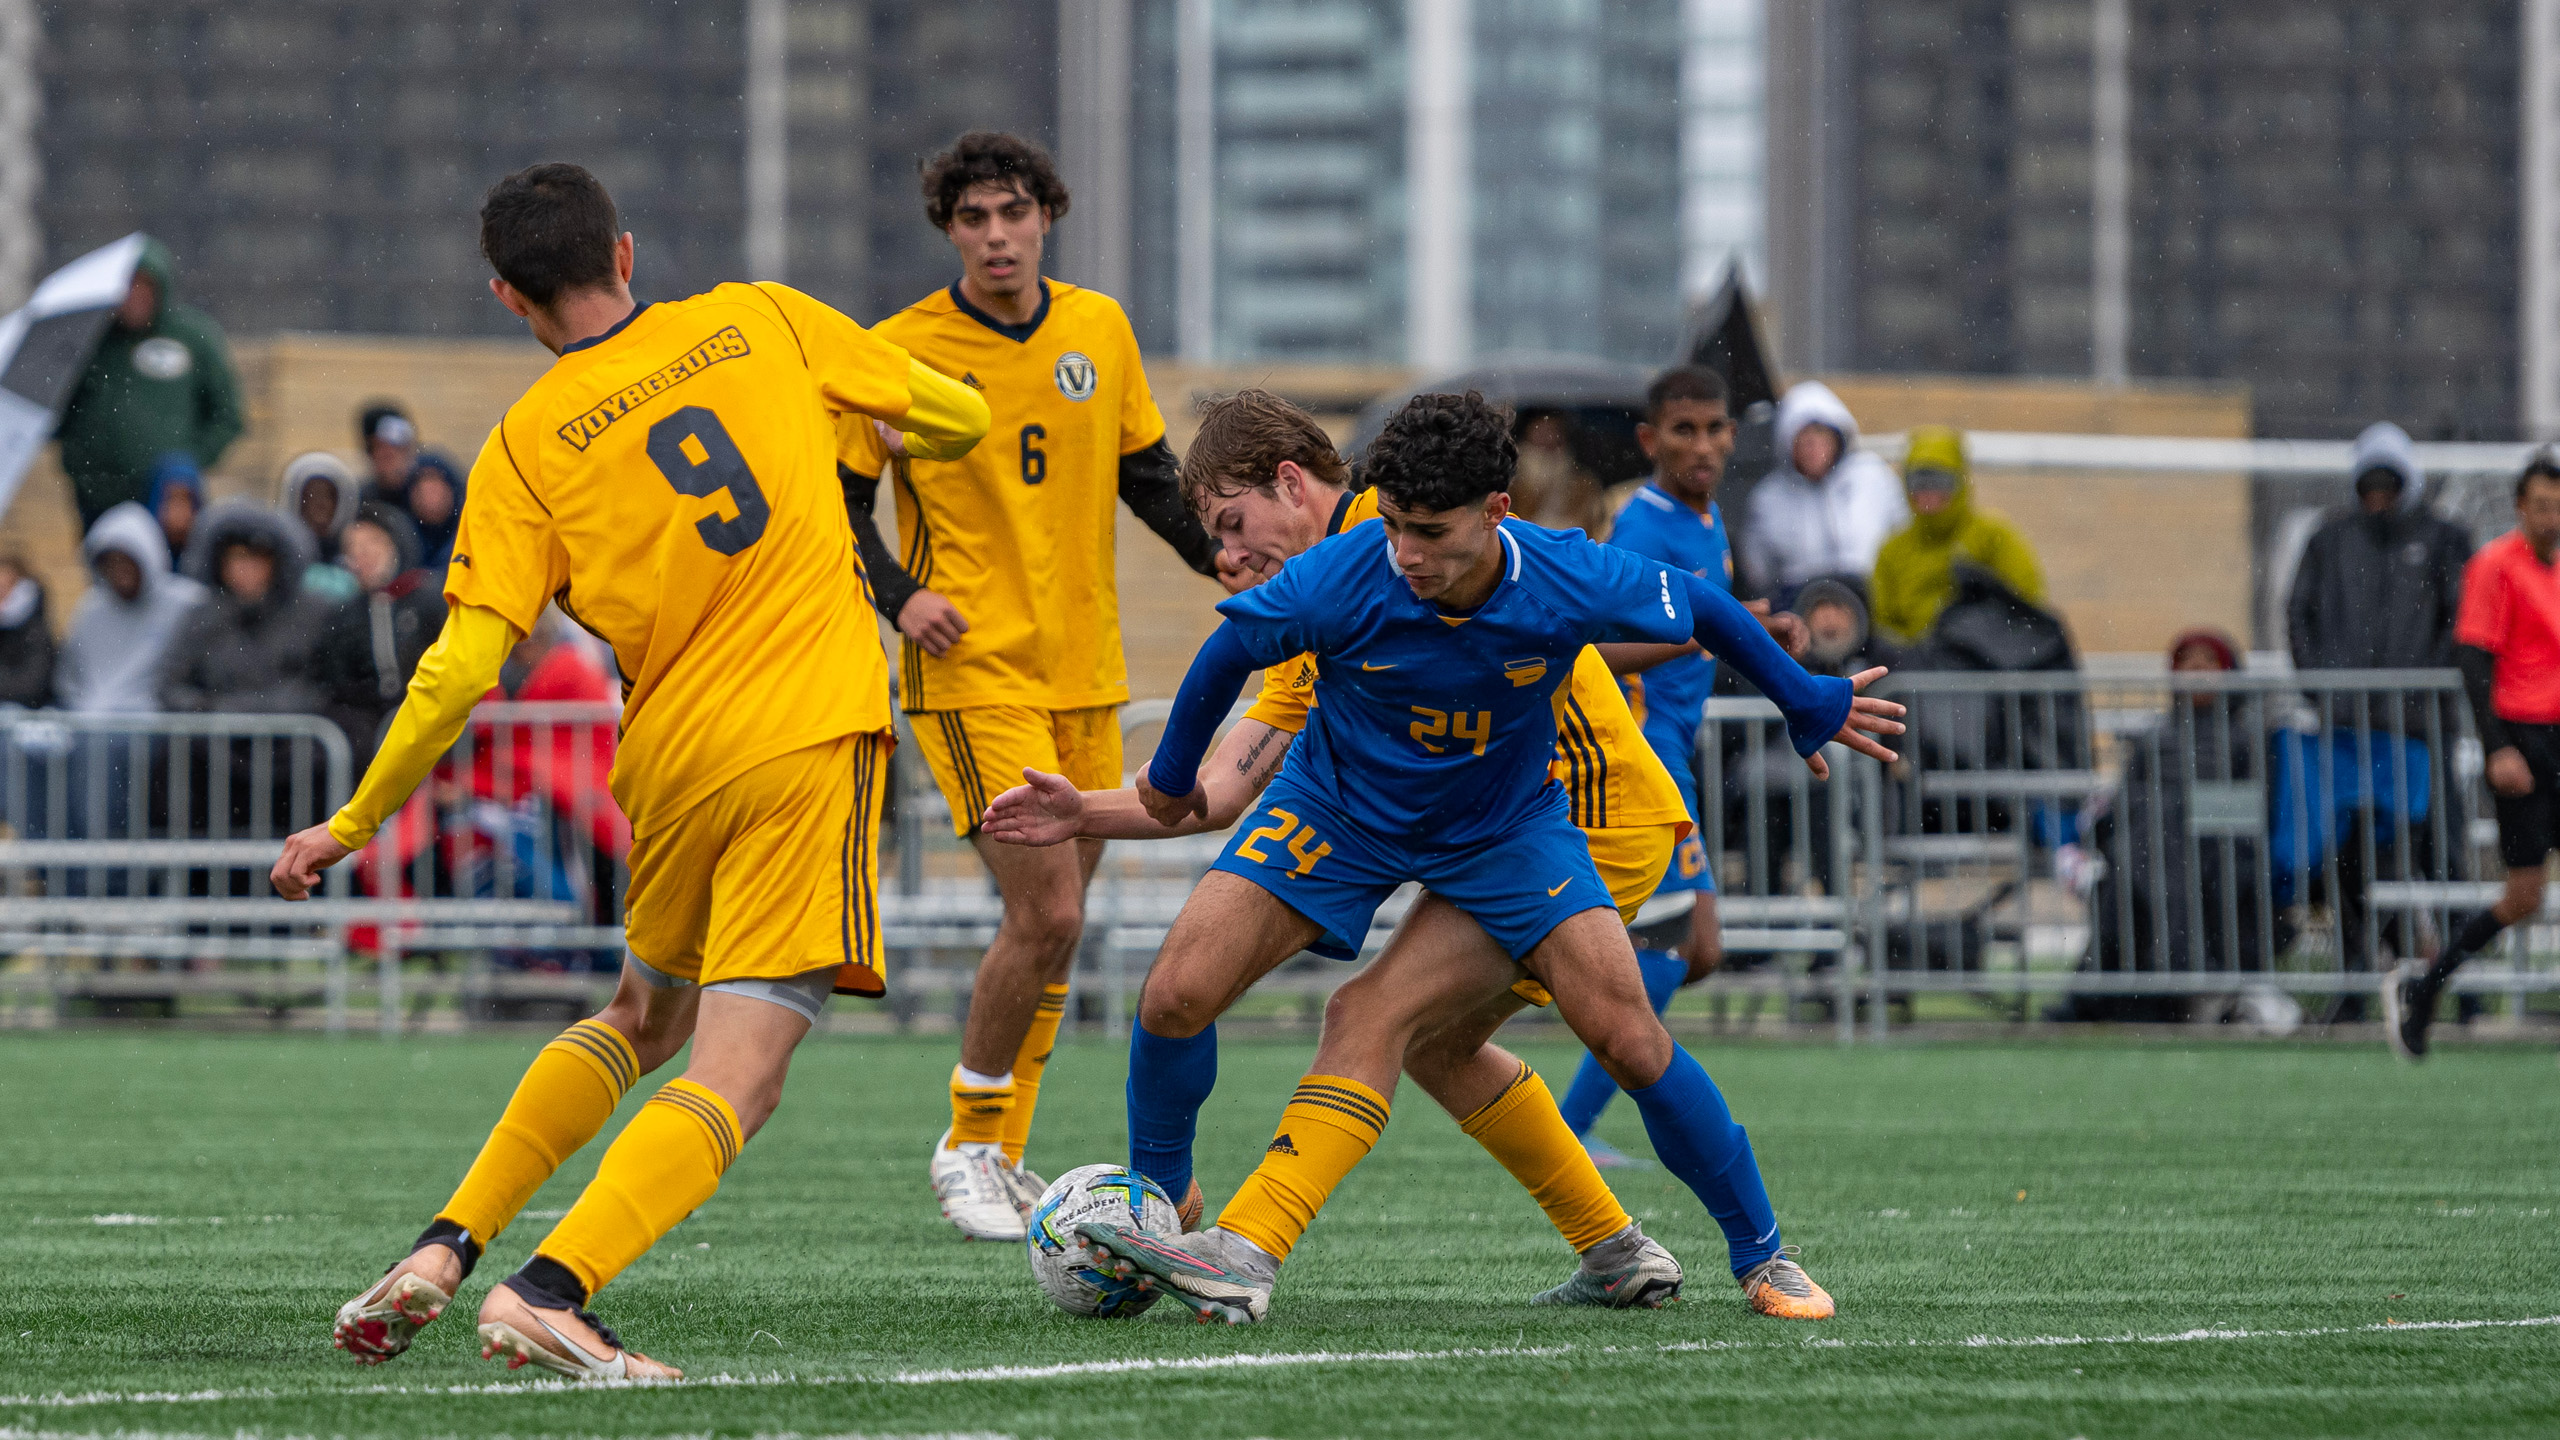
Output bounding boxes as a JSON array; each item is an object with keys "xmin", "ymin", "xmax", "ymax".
[
  {"xmin": 929, "ymin": 1128, "xmax": 1028, "ymax": 1241},
  {"xmin": 1532, "ymin": 1231, "xmax": 1683, "ymax": 1309},
  {"xmin": 1078, "ymin": 1222, "xmax": 1275, "ymax": 1324}
]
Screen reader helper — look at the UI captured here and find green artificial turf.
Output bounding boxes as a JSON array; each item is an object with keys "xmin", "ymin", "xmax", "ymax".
[{"xmin": 2, "ymin": 1029, "xmax": 2556, "ymax": 1438}]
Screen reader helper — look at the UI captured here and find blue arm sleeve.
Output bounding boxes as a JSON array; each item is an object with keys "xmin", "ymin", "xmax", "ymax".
[
  {"xmin": 1145, "ymin": 622, "xmax": 1260, "ymax": 797},
  {"xmin": 1678, "ymin": 569, "xmax": 1855, "ymax": 758}
]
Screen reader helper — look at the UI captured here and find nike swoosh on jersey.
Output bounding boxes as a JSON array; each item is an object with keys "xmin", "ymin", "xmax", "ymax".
[
  {"xmin": 1361, "ymin": 662, "xmax": 1397, "ymax": 671},
  {"xmin": 1547, "ymin": 879, "xmax": 1571, "ymax": 895}
]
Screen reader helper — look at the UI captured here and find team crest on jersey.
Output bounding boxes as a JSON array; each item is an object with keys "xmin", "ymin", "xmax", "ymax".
[
  {"xmin": 1054, "ymin": 351, "xmax": 1097, "ymax": 401},
  {"xmin": 1504, "ymin": 659, "xmax": 1548, "ymax": 687}
]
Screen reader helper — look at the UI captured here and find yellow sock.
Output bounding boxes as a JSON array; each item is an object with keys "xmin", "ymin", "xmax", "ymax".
[
  {"xmin": 949, "ymin": 1062, "xmax": 1016, "ymax": 1149},
  {"xmin": 533, "ymin": 1077, "xmax": 741, "ymax": 1297},
  {"xmin": 435, "ymin": 1017, "xmax": 639, "ymax": 1245},
  {"xmin": 1215, "ymin": 1074, "xmax": 1389, "ymax": 1263},
  {"xmin": 1459, "ymin": 1060, "xmax": 1632, "ymax": 1252},
  {"xmin": 999, "ymin": 984, "xmax": 1070, "ymax": 1165}
]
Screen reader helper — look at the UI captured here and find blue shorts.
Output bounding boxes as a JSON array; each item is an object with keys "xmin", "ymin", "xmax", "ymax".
[
  {"xmin": 1210, "ymin": 780, "xmax": 1611, "ymax": 962},
  {"xmin": 1654, "ymin": 764, "xmax": 1717, "ymax": 896}
]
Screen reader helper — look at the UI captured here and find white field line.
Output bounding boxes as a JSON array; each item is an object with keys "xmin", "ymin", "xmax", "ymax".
[{"xmin": 3, "ymin": 1313, "xmax": 2553, "ymax": 1411}]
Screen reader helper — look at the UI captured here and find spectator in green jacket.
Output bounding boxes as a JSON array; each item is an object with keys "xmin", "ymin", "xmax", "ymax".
[
  {"xmin": 1869, "ymin": 424, "xmax": 2046, "ymax": 643},
  {"xmin": 52, "ymin": 237, "xmax": 245, "ymax": 531}
]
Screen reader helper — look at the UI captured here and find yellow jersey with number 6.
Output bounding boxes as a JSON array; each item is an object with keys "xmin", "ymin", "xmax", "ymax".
[
  {"xmin": 836, "ymin": 279, "xmax": 1166, "ymax": 713},
  {"xmin": 447, "ymin": 282, "xmax": 983, "ymax": 835}
]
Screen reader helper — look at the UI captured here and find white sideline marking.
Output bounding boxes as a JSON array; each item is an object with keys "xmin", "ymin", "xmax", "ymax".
[{"xmin": 4, "ymin": 1314, "xmax": 2554, "ymax": 1411}]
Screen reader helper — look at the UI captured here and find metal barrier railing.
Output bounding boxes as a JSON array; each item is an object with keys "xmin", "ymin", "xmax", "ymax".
[
  {"xmin": 1846, "ymin": 666, "xmax": 2511, "ymax": 1034},
  {"xmin": 14, "ymin": 667, "xmax": 2534, "ymax": 1041}
]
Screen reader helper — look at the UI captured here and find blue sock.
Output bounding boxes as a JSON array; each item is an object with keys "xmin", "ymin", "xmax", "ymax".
[
  {"xmin": 1557, "ymin": 949, "xmax": 1690, "ymax": 1134},
  {"xmin": 1126, "ymin": 1021, "xmax": 1218, "ymax": 1201},
  {"xmin": 1625, "ymin": 1043, "xmax": 1781, "ymax": 1277}
]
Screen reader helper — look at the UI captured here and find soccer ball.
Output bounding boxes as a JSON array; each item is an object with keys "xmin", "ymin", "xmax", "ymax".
[{"xmin": 1025, "ymin": 1163, "xmax": 1180, "ymax": 1317}]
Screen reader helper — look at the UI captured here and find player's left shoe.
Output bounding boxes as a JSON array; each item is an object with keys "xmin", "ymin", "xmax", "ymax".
[
  {"xmin": 1077, "ymin": 1222, "xmax": 1274, "ymax": 1324},
  {"xmin": 2384, "ymin": 960, "xmax": 2436, "ymax": 1063},
  {"xmin": 1531, "ymin": 1228, "xmax": 1683, "ymax": 1308},
  {"xmin": 1738, "ymin": 1246, "xmax": 1835, "ymax": 1320},
  {"xmin": 475, "ymin": 1277, "xmax": 680, "ymax": 1381},
  {"xmin": 1000, "ymin": 1158, "xmax": 1049, "ymax": 1220},
  {"xmin": 331, "ymin": 1247, "xmax": 461, "ymax": 1364}
]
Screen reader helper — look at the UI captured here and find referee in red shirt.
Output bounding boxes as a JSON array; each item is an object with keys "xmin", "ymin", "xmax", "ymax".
[{"xmin": 2387, "ymin": 450, "xmax": 2560, "ymax": 1059}]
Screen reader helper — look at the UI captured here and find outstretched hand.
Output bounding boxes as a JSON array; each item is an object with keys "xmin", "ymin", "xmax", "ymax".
[
  {"xmin": 1136, "ymin": 765, "xmax": 1208, "ymax": 828},
  {"xmin": 980, "ymin": 768, "xmax": 1085, "ymax": 847},
  {"xmin": 1804, "ymin": 666, "xmax": 1907, "ymax": 781},
  {"xmin": 271, "ymin": 822, "xmax": 353, "ymax": 901}
]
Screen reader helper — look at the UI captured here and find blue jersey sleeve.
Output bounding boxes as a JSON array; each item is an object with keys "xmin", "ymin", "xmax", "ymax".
[
  {"xmin": 1562, "ymin": 536, "xmax": 1698, "ymax": 647},
  {"xmin": 1672, "ymin": 568, "xmax": 1854, "ymax": 758},
  {"xmin": 1144, "ymin": 622, "xmax": 1259, "ymax": 798},
  {"xmin": 1212, "ymin": 535, "xmax": 1335, "ymax": 666}
]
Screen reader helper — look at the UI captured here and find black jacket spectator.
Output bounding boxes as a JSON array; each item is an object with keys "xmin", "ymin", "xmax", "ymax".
[
  {"xmin": 318, "ymin": 503, "xmax": 446, "ymax": 762},
  {"xmin": 2286, "ymin": 422, "xmax": 2472, "ymax": 730},
  {"xmin": 159, "ymin": 503, "xmax": 332, "ymax": 715},
  {"xmin": 0, "ymin": 554, "xmax": 58, "ymax": 709}
]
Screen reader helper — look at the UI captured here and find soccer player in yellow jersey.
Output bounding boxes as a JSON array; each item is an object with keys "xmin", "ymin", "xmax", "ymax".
[
  {"xmin": 272, "ymin": 163, "xmax": 989, "ymax": 1379},
  {"xmin": 833, "ymin": 132, "xmax": 1226, "ymax": 1240},
  {"xmin": 985, "ymin": 391, "xmax": 1839, "ymax": 1318}
]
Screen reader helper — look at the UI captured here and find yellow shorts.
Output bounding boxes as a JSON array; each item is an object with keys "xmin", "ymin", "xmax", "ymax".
[
  {"xmin": 1511, "ymin": 821, "xmax": 1681, "ymax": 1008},
  {"xmin": 623, "ymin": 730, "xmax": 890, "ymax": 997},
  {"xmin": 911, "ymin": 704, "xmax": 1123, "ymax": 837}
]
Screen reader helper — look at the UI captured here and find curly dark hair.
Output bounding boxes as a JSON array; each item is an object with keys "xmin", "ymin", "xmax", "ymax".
[
  {"xmin": 920, "ymin": 131, "xmax": 1072, "ymax": 230},
  {"xmin": 1362, "ymin": 391, "xmax": 1517, "ymax": 514}
]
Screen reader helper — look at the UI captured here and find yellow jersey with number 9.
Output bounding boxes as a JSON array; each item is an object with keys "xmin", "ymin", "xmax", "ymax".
[
  {"xmin": 1240, "ymin": 488, "xmax": 1690, "ymax": 834},
  {"xmin": 836, "ymin": 280, "xmax": 1166, "ymax": 713},
  {"xmin": 446, "ymin": 282, "xmax": 972, "ymax": 836}
]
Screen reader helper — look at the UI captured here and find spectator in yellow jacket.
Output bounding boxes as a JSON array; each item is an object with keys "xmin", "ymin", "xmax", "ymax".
[{"xmin": 1870, "ymin": 425, "xmax": 2046, "ymax": 642}]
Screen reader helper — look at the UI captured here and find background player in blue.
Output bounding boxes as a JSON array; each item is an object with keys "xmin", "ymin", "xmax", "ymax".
[
  {"xmin": 1081, "ymin": 392, "xmax": 1904, "ymax": 1323},
  {"xmin": 1562, "ymin": 365, "xmax": 1747, "ymax": 1162}
]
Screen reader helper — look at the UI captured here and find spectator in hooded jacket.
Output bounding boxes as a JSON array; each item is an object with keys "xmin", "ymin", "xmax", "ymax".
[
  {"xmin": 277, "ymin": 451, "xmax": 362, "ymax": 602},
  {"xmin": 403, "ymin": 450, "xmax": 466, "ymax": 569},
  {"xmin": 2285, "ymin": 421, "xmax": 2472, "ymax": 727},
  {"xmin": 145, "ymin": 452, "xmax": 204, "ymax": 570},
  {"xmin": 0, "ymin": 552, "xmax": 57, "ymax": 709},
  {"xmin": 356, "ymin": 402, "xmax": 420, "ymax": 508},
  {"xmin": 58, "ymin": 503, "xmax": 205, "ymax": 713},
  {"xmin": 1742, "ymin": 382, "xmax": 1908, "ymax": 605},
  {"xmin": 2284, "ymin": 420, "xmax": 2473, "ymax": 1007},
  {"xmin": 317, "ymin": 502, "xmax": 445, "ymax": 763},
  {"xmin": 51, "ymin": 238, "xmax": 246, "ymax": 531},
  {"xmin": 159, "ymin": 502, "xmax": 332, "ymax": 715},
  {"xmin": 1870, "ymin": 425, "xmax": 2046, "ymax": 644}
]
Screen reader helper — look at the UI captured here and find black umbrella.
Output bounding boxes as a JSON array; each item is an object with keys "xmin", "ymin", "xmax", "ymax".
[{"xmin": 0, "ymin": 233, "xmax": 149, "ymax": 519}]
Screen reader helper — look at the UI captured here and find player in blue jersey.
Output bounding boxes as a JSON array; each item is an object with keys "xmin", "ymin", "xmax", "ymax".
[
  {"xmin": 1066, "ymin": 392, "xmax": 1903, "ymax": 1323},
  {"xmin": 1559, "ymin": 365, "xmax": 1744, "ymax": 1163}
]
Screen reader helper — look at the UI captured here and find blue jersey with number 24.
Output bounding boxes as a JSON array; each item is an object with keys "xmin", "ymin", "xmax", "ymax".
[{"xmin": 1213, "ymin": 516, "xmax": 1697, "ymax": 850}]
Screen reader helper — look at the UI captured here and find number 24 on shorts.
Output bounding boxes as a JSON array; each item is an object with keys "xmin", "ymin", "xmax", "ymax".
[{"xmin": 1236, "ymin": 807, "xmax": 1332, "ymax": 878}]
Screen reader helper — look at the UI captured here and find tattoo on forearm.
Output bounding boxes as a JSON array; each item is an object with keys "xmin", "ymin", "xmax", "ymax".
[{"xmin": 1235, "ymin": 728, "xmax": 1282, "ymax": 785}]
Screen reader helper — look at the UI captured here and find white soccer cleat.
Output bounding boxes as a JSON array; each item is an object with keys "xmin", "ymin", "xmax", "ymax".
[
  {"xmin": 331, "ymin": 1251, "xmax": 457, "ymax": 1364},
  {"xmin": 930, "ymin": 1128, "xmax": 1029, "ymax": 1241},
  {"xmin": 1000, "ymin": 1157, "xmax": 1049, "ymax": 1221},
  {"xmin": 1078, "ymin": 1222, "xmax": 1275, "ymax": 1324},
  {"xmin": 475, "ymin": 1281, "xmax": 680, "ymax": 1381}
]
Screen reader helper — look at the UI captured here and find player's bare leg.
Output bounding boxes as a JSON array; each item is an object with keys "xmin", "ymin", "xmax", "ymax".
[
  {"xmin": 933, "ymin": 834, "xmax": 1103, "ymax": 1239},
  {"xmin": 477, "ymin": 985, "xmax": 813, "ymax": 1379},
  {"xmin": 1129, "ymin": 871, "xmax": 1325, "ymax": 1229},
  {"xmin": 333, "ymin": 964, "xmax": 697, "ymax": 1364},
  {"xmin": 1524, "ymin": 911, "xmax": 1832, "ymax": 1319}
]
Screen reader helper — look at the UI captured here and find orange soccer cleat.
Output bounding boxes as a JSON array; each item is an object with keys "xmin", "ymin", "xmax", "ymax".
[{"xmin": 1739, "ymin": 1247, "xmax": 1836, "ymax": 1320}]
